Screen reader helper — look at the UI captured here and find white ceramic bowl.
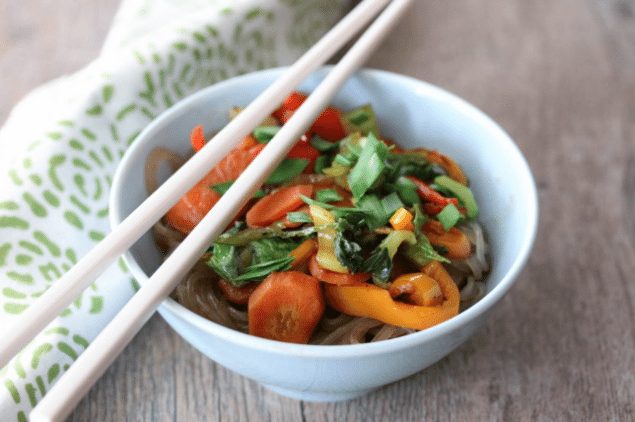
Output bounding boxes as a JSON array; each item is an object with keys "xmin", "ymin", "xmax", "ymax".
[{"xmin": 110, "ymin": 67, "xmax": 538, "ymax": 402}]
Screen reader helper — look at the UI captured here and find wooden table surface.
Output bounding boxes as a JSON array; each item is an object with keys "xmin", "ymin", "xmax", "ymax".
[{"xmin": 2, "ymin": 0, "xmax": 634, "ymax": 420}]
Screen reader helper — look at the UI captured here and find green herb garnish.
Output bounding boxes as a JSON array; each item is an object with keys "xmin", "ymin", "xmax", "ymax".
[
  {"xmin": 253, "ymin": 125, "xmax": 279, "ymax": 143},
  {"xmin": 266, "ymin": 158, "xmax": 308, "ymax": 184}
]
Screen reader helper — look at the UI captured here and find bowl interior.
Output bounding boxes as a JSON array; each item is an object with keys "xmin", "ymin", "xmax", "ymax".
[{"xmin": 110, "ymin": 67, "xmax": 537, "ymax": 348}]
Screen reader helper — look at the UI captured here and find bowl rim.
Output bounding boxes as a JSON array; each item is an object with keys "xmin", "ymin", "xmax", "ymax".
[{"xmin": 110, "ymin": 66, "xmax": 539, "ymax": 358}]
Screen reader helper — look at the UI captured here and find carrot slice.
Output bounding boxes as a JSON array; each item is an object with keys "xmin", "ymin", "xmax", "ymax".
[
  {"xmin": 217, "ymin": 279, "xmax": 257, "ymax": 305},
  {"xmin": 421, "ymin": 149, "xmax": 468, "ymax": 185},
  {"xmin": 389, "ymin": 207, "xmax": 414, "ymax": 231},
  {"xmin": 238, "ymin": 134, "xmax": 259, "ymax": 150},
  {"xmin": 165, "ymin": 143, "xmax": 264, "ymax": 234},
  {"xmin": 308, "ymin": 254, "xmax": 370, "ymax": 285},
  {"xmin": 289, "ymin": 239, "xmax": 317, "ymax": 269},
  {"xmin": 246, "ymin": 184, "xmax": 314, "ymax": 228},
  {"xmin": 423, "ymin": 220, "xmax": 472, "ymax": 260},
  {"xmin": 248, "ymin": 271, "xmax": 325, "ymax": 343}
]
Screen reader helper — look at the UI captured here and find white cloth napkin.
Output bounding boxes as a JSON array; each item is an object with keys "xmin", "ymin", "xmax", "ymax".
[{"xmin": 0, "ymin": 0, "xmax": 345, "ymax": 419}]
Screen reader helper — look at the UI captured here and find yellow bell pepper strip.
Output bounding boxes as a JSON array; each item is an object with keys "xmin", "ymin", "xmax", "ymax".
[
  {"xmin": 388, "ymin": 273, "xmax": 443, "ymax": 306},
  {"xmin": 389, "ymin": 207, "xmax": 414, "ymax": 231},
  {"xmin": 423, "ymin": 220, "xmax": 472, "ymax": 260},
  {"xmin": 309, "ymin": 204, "xmax": 348, "ymax": 273},
  {"xmin": 324, "ymin": 261, "xmax": 460, "ymax": 330}
]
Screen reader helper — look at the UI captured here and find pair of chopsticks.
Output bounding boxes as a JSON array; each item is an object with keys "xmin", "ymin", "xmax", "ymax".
[{"xmin": 7, "ymin": 0, "xmax": 413, "ymax": 420}]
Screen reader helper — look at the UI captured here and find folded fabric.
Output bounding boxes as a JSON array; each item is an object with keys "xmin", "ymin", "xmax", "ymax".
[{"xmin": 0, "ymin": 0, "xmax": 345, "ymax": 419}]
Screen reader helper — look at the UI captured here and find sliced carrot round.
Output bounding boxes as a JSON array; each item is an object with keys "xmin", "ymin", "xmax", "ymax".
[
  {"xmin": 165, "ymin": 143, "xmax": 264, "ymax": 234},
  {"xmin": 248, "ymin": 271, "xmax": 324, "ymax": 344},
  {"xmin": 217, "ymin": 279, "xmax": 257, "ymax": 305},
  {"xmin": 246, "ymin": 184, "xmax": 314, "ymax": 228},
  {"xmin": 308, "ymin": 254, "xmax": 370, "ymax": 285}
]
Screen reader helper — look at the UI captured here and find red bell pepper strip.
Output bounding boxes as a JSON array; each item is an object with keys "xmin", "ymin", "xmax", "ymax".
[
  {"xmin": 406, "ymin": 176, "xmax": 459, "ymax": 208},
  {"xmin": 190, "ymin": 125, "xmax": 206, "ymax": 152},
  {"xmin": 287, "ymin": 140, "xmax": 320, "ymax": 174}
]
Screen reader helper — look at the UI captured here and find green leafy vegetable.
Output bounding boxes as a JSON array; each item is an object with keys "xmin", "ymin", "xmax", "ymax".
[
  {"xmin": 361, "ymin": 230, "xmax": 416, "ymax": 288},
  {"xmin": 362, "ymin": 248, "xmax": 392, "ymax": 288},
  {"xmin": 437, "ymin": 203, "xmax": 461, "ymax": 230},
  {"xmin": 215, "ymin": 224, "xmax": 316, "ymax": 246},
  {"xmin": 211, "ymin": 181, "xmax": 265, "ymax": 198},
  {"xmin": 253, "ymin": 125, "xmax": 279, "ymax": 143},
  {"xmin": 434, "ymin": 175, "xmax": 479, "ymax": 218},
  {"xmin": 209, "ymin": 237, "xmax": 299, "ymax": 285},
  {"xmin": 300, "ymin": 195, "xmax": 364, "ymax": 218},
  {"xmin": 381, "ymin": 192, "xmax": 404, "ymax": 218},
  {"xmin": 403, "ymin": 234, "xmax": 450, "ymax": 267},
  {"xmin": 412, "ymin": 203, "xmax": 427, "ymax": 233},
  {"xmin": 384, "ymin": 153, "xmax": 442, "ymax": 182},
  {"xmin": 207, "ymin": 242, "xmax": 239, "ymax": 282},
  {"xmin": 315, "ymin": 188, "xmax": 343, "ymax": 203},
  {"xmin": 314, "ymin": 155, "xmax": 330, "ymax": 174},
  {"xmin": 390, "ymin": 176, "xmax": 421, "ymax": 206},
  {"xmin": 381, "ymin": 230, "xmax": 416, "ymax": 258},
  {"xmin": 266, "ymin": 158, "xmax": 308, "ymax": 184},
  {"xmin": 342, "ymin": 104, "xmax": 380, "ymax": 137},
  {"xmin": 347, "ymin": 133, "xmax": 389, "ymax": 199},
  {"xmin": 334, "ymin": 232, "xmax": 364, "ymax": 273},
  {"xmin": 357, "ymin": 194, "xmax": 387, "ymax": 230},
  {"xmin": 286, "ymin": 211, "xmax": 312, "ymax": 223},
  {"xmin": 310, "ymin": 136, "xmax": 339, "ymax": 152},
  {"xmin": 233, "ymin": 257, "xmax": 294, "ymax": 282}
]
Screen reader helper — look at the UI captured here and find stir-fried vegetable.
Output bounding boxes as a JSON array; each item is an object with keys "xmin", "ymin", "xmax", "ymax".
[
  {"xmin": 162, "ymin": 91, "xmax": 487, "ymax": 344},
  {"xmin": 248, "ymin": 271, "xmax": 325, "ymax": 343}
]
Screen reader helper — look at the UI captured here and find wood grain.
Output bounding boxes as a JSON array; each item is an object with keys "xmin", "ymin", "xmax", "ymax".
[{"xmin": 1, "ymin": 0, "xmax": 633, "ymax": 420}]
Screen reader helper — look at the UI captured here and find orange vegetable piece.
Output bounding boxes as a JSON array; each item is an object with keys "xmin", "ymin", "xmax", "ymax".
[
  {"xmin": 246, "ymin": 184, "xmax": 314, "ymax": 228},
  {"xmin": 289, "ymin": 239, "xmax": 317, "ymax": 269},
  {"xmin": 423, "ymin": 220, "xmax": 472, "ymax": 260},
  {"xmin": 308, "ymin": 255, "xmax": 370, "ymax": 285},
  {"xmin": 272, "ymin": 91, "xmax": 307, "ymax": 121},
  {"xmin": 324, "ymin": 261, "xmax": 460, "ymax": 330},
  {"xmin": 422, "ymin": 149, "xmax": 468, "ymax": 185},
  {"xmin": 238, "ymin": 134, "xmax": 259, "ymax": 150},
  {"xmin": 389, "ymin": 207, "xmax": 414, "ymax": 231},
  {"xmin": 388, "ymin": 273, "xmax": 443, "ymax": 306},
  {"xmin": 248, "ymin": 271, "xmax": 325, "ymax": 343},
  {"xmin": 217, "ymin": 279, "xmax": 257, "ymax": 305},
  {"xmin": 165, "ymin": 143, "xmax": 265, "ymax": 234},
  {"xmin": 190, "ymin": 125, "xmax": 206, "ymax": 152}
]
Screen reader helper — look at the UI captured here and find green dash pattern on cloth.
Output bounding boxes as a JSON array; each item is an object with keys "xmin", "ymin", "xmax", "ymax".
[{"xmin": 0, "ymin": 0, "xmax": 346, "ymax": 420}]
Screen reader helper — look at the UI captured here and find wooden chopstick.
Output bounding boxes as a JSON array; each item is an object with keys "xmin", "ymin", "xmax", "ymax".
[
  {"xmin": 30, "ymin": 0, "xmax": 413, "ymax": 420},
  {"xmin": 0, "ymin": 0, "xmax": 392, "ymax": 370}
]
